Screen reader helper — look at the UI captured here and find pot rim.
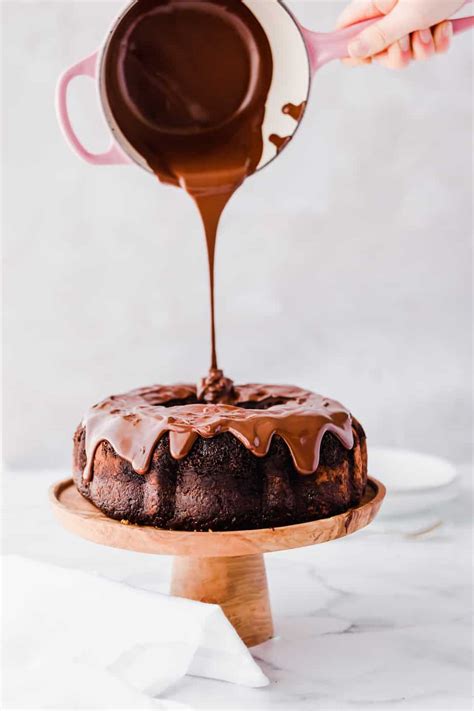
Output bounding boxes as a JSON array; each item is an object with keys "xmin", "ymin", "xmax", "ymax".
[{"xmin": 95, "ymin": 0, "xmax": 313, "ymax": 174}]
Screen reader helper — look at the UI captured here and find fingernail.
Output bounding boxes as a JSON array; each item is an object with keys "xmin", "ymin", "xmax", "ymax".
[
  {"xmin": 348, "ymin": 38, "xmax": 369, "ymax": 58},
  {"xmin": 442, "ymin": 21, "xmax": 453, "ymax": 39},
  {"xmin": 420, "ymin": 29, "xmax": 432, "ymax": 44},
  {"xmin": 399, "ymin": 36, "xmax": 410, "ymax": 52}
]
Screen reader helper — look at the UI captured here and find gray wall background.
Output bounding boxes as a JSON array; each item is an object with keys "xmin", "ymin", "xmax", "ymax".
[{"xmin": 3, "ymin": 0, "xmax": 472, "ymax": 470}]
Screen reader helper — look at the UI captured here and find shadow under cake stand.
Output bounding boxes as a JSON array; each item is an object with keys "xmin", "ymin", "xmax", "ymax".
[{"xmin": 50, "ymin": 477, "xmax": 385, "ymax": 647}]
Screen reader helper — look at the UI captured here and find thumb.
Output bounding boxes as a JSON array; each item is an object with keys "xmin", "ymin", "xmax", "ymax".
[{"xmin": 348, "ymin": 6, "xmax": 415, "ymax": 57}]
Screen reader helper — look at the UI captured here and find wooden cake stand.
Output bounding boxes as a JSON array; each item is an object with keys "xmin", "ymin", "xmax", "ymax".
[{"xmin": 50, "ymin": 477, "xmax": 385, "ymax": 647}]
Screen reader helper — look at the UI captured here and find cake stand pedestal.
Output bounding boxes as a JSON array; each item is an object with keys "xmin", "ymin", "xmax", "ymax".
[{"xmin": 50, "ymin": 477, "xmax": 385, "ymax": 647}]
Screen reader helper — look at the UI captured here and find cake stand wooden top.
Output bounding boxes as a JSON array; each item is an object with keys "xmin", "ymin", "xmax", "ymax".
[{"xmin": 50, "ymin": 477, "xmax": 385, "ymax": 558}]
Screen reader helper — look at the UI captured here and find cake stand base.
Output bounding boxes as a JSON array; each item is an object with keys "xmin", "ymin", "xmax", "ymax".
[
  {"xmin": 171, "ymin": 554, "xmax": 272, "ymax": 647},
  {"xmin": 50, "ymin": 477, "xmax": 385, "ymax": 647}
]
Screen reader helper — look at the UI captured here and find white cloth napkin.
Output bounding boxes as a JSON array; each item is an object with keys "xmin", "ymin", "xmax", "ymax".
[{"xmin": 3, "ymin": 555, "xmax": 269, "ymax": 709}]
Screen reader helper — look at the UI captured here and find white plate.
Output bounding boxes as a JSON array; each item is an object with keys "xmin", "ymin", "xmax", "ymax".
[{"xmin": 369, "ymin": 447, "xmax": 459, "ymax": 518}]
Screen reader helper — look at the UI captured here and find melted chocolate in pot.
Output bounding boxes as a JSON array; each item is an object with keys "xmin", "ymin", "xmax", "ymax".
[{"xmin": 104, "ymin": 0, "xmax": 273, "ymax": 386}]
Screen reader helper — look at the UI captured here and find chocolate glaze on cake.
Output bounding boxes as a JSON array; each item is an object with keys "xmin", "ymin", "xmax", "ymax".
[
  {"xmin": 80, "ymin": 383, "xmax": 354, "ymax": 482},
  {"xmin": 74, "ymin": 384, "xmax": 367, "ymax": 531}
]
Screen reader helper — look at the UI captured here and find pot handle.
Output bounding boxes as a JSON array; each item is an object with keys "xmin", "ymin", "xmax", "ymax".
[
  {"xmin": 56, "ymin": 52, "xmax": 131, "ymax": 165},
  {"xmin": 303, "ymin": 14, "xmax": 474, "ymax": 72}
]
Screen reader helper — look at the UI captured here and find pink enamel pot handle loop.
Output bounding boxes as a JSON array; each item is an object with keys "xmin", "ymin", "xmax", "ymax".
[
  {"xmin": 302, "ymin": 14, "xmax": 474, "ymax": 74},
  {"xmin": 56, "ymin": 52, "xmax": 130, "ymax": 165}
]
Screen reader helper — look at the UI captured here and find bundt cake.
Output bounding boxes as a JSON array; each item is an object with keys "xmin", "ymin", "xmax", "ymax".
[{"xmin": 73, "ymin": 381, "xmax": 367, "ymax": 531}]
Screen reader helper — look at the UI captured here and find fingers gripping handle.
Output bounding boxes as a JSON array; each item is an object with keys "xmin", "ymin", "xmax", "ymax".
[
  {"xmin": 302, "ymin": 14, "xmax": 474, "ymax": 73},
  {"xmin": 56, "ymin": 52, "xmax": 130, "ymax": 165},
  {"xmin": 301, "ymin": 18, "xmax": 379, "ymax": 71}
]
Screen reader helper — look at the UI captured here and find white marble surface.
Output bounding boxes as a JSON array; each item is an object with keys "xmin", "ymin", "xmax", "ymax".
[{"xmin": 3, "ymin": 466, "xmax": 472, "ymax": 710}]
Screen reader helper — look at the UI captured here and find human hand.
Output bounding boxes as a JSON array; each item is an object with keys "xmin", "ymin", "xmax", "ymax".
[{"xmin": 337, "ymin": 0, "xmax": 466, "ymax": 69}]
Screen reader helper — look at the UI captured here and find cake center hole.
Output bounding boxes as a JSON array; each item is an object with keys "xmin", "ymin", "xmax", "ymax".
[
  {"xmin": 147, "ymin": 395, "xmax": 292, "ymax": 409},
  {"xmin": 237, "ymin": 397, "xmax": 290, "ymax": 410}
]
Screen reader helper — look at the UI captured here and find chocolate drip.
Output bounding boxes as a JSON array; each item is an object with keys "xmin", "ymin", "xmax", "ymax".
[
  {"xmin": 82, "ymin": 383, "xmax": 354, "ymax": 482},
  {"xmin": 104, "ymin": 0, "xmax": 273, "ymax": 385},
  {"xmin": 282, "ymin": 101, "xmax": 307, "ymax": 122},
  {"xmin": 269, "ymin": 133, "xmax": 292, "ymax": 155},
  {"xmin": 269, "ymin": 101, "xmax": 307, "ymax": 157}
]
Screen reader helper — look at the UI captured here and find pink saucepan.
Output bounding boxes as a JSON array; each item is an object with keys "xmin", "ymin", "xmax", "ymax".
[{"xmin": 56, "ymin": 0, "xmax": 474, "ymax": 171}]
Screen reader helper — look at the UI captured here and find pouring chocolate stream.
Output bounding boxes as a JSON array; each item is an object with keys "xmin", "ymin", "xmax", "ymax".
[{"xmin": 104, "ymin": 0, "xmax": 274, "ymax": 396}]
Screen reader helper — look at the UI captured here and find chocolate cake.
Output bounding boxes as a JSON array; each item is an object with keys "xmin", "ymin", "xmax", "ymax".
[{"xmin": 73, "ymin": 381, "xmax": 367, "ymax": 531}]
